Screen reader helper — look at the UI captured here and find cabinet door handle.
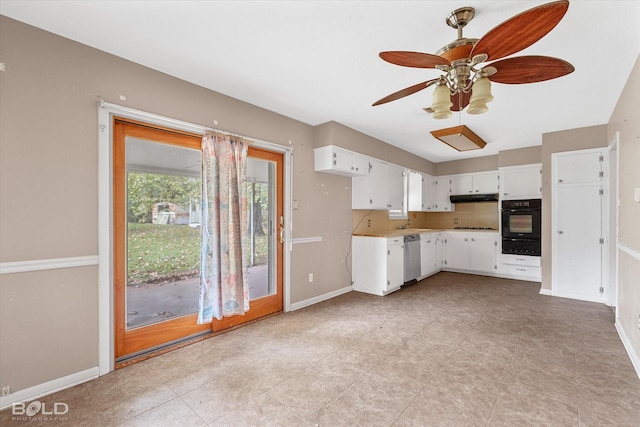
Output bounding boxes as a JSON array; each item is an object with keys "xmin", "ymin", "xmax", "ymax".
[{"xmin": 558, "ymin": 231, "xmax": 564, "ymax": 234}]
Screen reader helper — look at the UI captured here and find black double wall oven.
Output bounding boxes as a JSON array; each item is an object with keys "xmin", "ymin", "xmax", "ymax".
[{"xmin": 501, "ymin": 199, "xmax": 541, "ymax": 256}]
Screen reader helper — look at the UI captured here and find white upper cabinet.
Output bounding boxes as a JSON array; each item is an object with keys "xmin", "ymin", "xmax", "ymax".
[
  {"xmin": 408, "ymin": 171, "xmax": 423, "ymax": 211},
  {"xmin": 432, "ymin": 176, "xmax": 453, "ymax": 211},
  {"xmin": 314, "ymin": 145, "xmax": 369, "ymax": 177},
  {"xmin": 450, "ymin": 174, "xmax": 473, "ymax": 195},
  {"xmin": 555, "ymin": 151, "xmax": 604, "ymax": 185},
  {"xmin": 450, "ymin": 171, "xmax": 499, "ymax": 195},
  {"xmin": 387, "ymin": 164, "xmax": 405, "ymax": 210},
  {"xmin": 472, "ymin": 171, "xmax": 500, "ymax": 194},
  {"xmin": 408, "ymin": 171, "xmax": 435, "ymax": 211},
  {"xmin": 500, "ymin": 164, "xmax": 542, "ymax": 200},
  {"xmin": 352, "ymin": 159, "xmax": 405, "ymax": 210}
]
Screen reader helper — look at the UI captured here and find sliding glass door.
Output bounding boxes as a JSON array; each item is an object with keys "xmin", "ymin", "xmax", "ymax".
[{"xmin": 114, "ymin": 119, "xmax": 284, "ymax": 361}]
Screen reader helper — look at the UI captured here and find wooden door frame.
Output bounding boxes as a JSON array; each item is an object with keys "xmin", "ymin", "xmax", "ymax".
[
  {"xmin": 113, "ymin": 117, "xmax": 286, "ymax": 359},
  {"xmin": 113, "ymin": 119, "xmax": 210, "ymax": 358},
  {"xmin": 212, "ymin": 146, "xmax": 285, "ymax": 331},
  {"xmin": 98, "ymin": 102, "xmax": 292, "ymax": 374}
]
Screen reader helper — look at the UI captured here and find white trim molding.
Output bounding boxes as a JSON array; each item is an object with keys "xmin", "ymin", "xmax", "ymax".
[
  {"xmin": 0, "ymin": 256, "xmax": 99, "ymax": 275},
  {"xmin": 615, "ymin": 321, "xmax": 640, "ymax": 380},
  {"xmin": 618, "ymin": 243, "xmax": 640, "ymax": 261},
  {"xmin": 0, "ymin": 367, "xmax": 99, "ymax": 411},
  {"xmin": 291, "ymin": 236, "xmax": 323, "ymax": 245},
  {"xmin": 290, "ymin": 285, "xmax": 352, "ymax": 311}
]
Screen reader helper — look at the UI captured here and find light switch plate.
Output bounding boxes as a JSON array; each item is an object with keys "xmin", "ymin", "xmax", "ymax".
[{"xmin": 634, "ymin": 187, "xmax": 640, "ymax": 203}]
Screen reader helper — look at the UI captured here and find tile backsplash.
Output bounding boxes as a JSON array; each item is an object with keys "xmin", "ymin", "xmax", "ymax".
[{"xmin": 353, "ymin": 202, "xmax": 499, "ymax": 235}]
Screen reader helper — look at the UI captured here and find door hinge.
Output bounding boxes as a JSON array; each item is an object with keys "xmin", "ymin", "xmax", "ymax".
[
  {"xmin": 494, "ymin": 265, "xmax": 497, "ymax": 270},
  {"xmin": 599, "ymin": 188, "xmax": 604, "ymax": 195},
  {"xmin": 599, "ymin": 238, "xmax": 605, "ymax": 245},
  {"xmin": 444, "ymin": 260, "xmax": 447, "ymax": 265},
  {"xmin": 599, "ymin": 154, "xmax": 604, "ymax": 162},
  {"xmin": 599, "ymin": 286, "xmax": 604, "ymax": 294},
  {"xmin": 494, "ymin": 241, "xmax": 497, "ymax": 246},
  {"xmin": 387, "ymin": 280, "xmax": 390, "ymax": 286},
  {"xmin": 599, "ymin": 171, "xmax": 604, "ymax": 178},
  {"xmin": 387, "ymin": 250, "xmax": 390, "ymax": 255}
]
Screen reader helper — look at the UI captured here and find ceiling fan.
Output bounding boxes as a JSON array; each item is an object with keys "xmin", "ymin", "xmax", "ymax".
[{"xmin": 372, "ymin": 0, "xmax": 575, "ymax": 119}]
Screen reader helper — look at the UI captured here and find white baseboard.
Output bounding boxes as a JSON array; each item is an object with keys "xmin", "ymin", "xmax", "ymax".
[
  {"xmin": 0, "ymin": 367, "xmax": 99, "ymax": 411},
  {"xmin": 539, "ymin": 287, "xmax": 553, "ymax": 296},
  {"xmin": 290, "ymin": 285, "xmax": 352, "ymax": 311},
  {"xmin": 547, "ymin": 290, "xmax": 606, "ymax": 304},
  {"xmin": 615, "ymin": 321, "xmax": 640, "ymax": 380}
]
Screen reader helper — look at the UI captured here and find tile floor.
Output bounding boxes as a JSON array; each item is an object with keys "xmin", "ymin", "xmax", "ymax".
[{"xmin": 3, "ymin": 272, "xmax": 640, "ymax": 426}]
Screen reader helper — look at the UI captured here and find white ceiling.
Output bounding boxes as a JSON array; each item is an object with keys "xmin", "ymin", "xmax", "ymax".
[{"xmin": 2, "ymin": 1, "xmax": 639, "ymax": 162}]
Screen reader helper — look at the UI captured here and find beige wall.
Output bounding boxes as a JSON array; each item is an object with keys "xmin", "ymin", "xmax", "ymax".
[
  {"xmin": 607, "ymin": 55, "xmax": 640, "ymax": 365},
  {"xmin": 498, "ymin": 146, "xmax": 542, "ymax": 167},
  {"xmin": 435, "ymin": 155, "xmax": 498, "ymax": 175},
  {"xmin": 540, "ymin": 125, "xmax": 608, "ymax": 291}
]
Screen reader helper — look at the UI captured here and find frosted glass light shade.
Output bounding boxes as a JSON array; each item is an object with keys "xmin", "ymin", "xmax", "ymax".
[
  {"xmin": 468, "ymin": 76, "xmax": 493, "ymax": 115},
  {"xmin": 432, "ymin": 84, "xmax": 452, "ymax": 119}
]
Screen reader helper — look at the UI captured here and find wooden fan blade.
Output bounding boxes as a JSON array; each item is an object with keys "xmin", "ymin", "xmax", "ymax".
[
  {"xmin": 373, "ymin": 79, "xmax": 439, "ymax": 106},
  {"xmin": 380, "ymin": 51, "xmax": 449, "ymax": 68},
  {"xmin": 490, "ymin": 56, "xmax": 574, "ymax": 84},
  {"xmin": 471, "ymin": 0, "xmax": 569, "ymax": 62},
  {"xmin": 451, "ymin": 92, "xmax": 471, "ymax": 112}
]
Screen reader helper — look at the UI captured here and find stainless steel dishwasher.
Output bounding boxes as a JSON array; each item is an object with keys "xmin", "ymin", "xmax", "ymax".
[{"xmin": 403, "ymin": 234, "xmax": 421, "ymax": 283}]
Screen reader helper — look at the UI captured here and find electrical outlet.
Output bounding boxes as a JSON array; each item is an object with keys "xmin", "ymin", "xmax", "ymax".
[
  {"xmin": 454, "ymin": 218, "xmax": 459, "ymax": 225},
  {"xmin": 308, "ymin": 273, "xmax": 314, "ymax": 283},
  {"xmin": 2, "ymin": 386, "xmax": 10, "ymax": 396},
  {"xmin": 367, "ymin": 219, "xmax": 371, "ymax": 228}
]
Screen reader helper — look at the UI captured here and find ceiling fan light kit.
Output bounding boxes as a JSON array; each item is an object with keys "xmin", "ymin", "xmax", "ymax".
[
  {"xmin": 373, "ymin": 0, "xmax": 575, "ymax": 124},
  {"xmin": 466, "ymin": 75, "xmax": 494, "ymax": 115},
  {"xmin": 430, "ymin": 125, "xmax": 487, "ymax": 152},
  {"xmin": 431, "ymin": 81, "xmax": 453, "ymax": 119}
]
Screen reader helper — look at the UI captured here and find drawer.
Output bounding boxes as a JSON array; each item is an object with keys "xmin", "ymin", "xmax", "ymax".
[
  {"xmin": 500, "ymin": 263, "xmax": 541, "ymax": 279},
  {"xmin": 501, "ymin": 254, "xmax": 541, "ymax": 267}
]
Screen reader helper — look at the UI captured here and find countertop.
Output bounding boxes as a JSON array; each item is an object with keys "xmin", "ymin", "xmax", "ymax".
[{"xmin": 352, "ymin": 228, "xmax": 498, "ymax": 238}]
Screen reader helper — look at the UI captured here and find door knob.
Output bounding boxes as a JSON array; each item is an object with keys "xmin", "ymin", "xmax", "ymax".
[{"xmin": 557, "ymin": 230, "xmax": 564, "ymax": 234}]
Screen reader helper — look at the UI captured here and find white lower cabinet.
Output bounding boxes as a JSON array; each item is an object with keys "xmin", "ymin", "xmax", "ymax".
[
  {"xmin": 444, "ymin": 233, "xmax": 470, "ymax": 270},
  {"xmin": 420, "ymin": 232, "xmax": 438, "ymax": 278},
  {"xmin": 469, "ymin": 235, "xmax": 498, "ymax": 273},
  {"xmin": 443, "ymin": 232, "xmax": 498, "ymax": 274},
  {"xmin": 351, "ymin": 231, "xmax": 533, "ymax": 297},
  {"xmin": 499, "ymin": 253, "xmax": 541, "ymax": 281},
  {"xmin": 352, "ymin": 236, "xmax": 404, "ymax": 296}
]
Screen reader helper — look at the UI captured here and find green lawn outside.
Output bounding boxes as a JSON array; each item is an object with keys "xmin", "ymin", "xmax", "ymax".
[{"xmin": 127, "ymin": 223, "xmax": 268, "ymax": 285}]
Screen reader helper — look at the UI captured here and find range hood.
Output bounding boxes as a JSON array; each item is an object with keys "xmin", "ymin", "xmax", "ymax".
[{"xmin": 450, "ymin": 193, "xmax": 499, "ymax": 203}]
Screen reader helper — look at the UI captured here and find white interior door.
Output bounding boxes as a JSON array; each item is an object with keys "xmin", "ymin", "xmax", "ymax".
[{"xmin": 554, "ymin": 184, "xmax": 603, "ymax": 302}]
